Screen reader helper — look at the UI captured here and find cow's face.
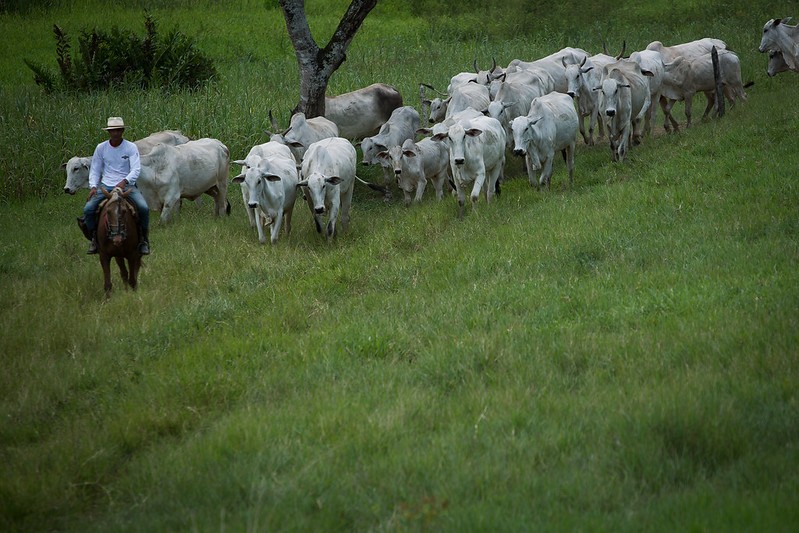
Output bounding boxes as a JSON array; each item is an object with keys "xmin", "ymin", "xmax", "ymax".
[
  {"xmin": 377, "ymin": 145, "xmax": 404, "ymax": 178},
  {"xmin": 297, "ymin": 172, "xmax": 341, "ymax": 215},
  {"xmin": 768, "ymin": 50, "xmax": 789, "ymax": 77},
  {"xmin": 62, "ymin": 156, "xmax": 90, "ymax": 194},
  {"xmin": 760, "ymin": 19, "xmax": 780, "ymax": 53},
  {"xmin": 428, "ymin": 98, "xmax": 448, "ymax": 123},
  {"xmin": 565, "ymin": 64, "xmax": 582, "ymax": 98},
  {"xmin": 511, "ymin": 116, "xmax": 541, "ymax": 168},
  {"xmin": 360, "ymin": 137, "xmax": 386, "ymax": 166},
  {"xmin": 600, "ymin": 76, "xmax": 630, "ymax": 118}
]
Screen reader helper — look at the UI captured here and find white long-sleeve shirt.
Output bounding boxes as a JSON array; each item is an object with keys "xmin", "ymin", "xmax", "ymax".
[{"xmin": 88, "ymin": 139, "xmax": 141, "ymax": 189}]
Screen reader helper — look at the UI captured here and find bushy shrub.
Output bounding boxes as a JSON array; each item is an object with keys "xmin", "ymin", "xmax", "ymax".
[{"xmin": 23, "ymin": 11, "xmax": 216, "ymax": 93}]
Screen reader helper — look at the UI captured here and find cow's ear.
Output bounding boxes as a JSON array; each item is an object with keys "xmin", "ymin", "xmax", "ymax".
[
  {"xmin": 403, "ymin": 150, "xmax": 417, "ymax": 158},
  {"xmin": 375, "ymin": 144, "xmax": 387, "ymax": 153},
  {"xmin": 422, "ymin": 99, "xmax": 432, "ymax": 105},
  {"xmin": 60, "ymin": 162, "xmax": 67, "ymax": 169},
  {"xmin": 774, "ymin": 18, "xmax": 782, "ymax": 26},
  {"xmin": 232, "ymin": 175, "xmax": 245, "ymax": 184},
  {"xmin": 465, "ymin": 128, "xmax": 483, "ymax": 137},
  {"xmin": 296, "ymin": 180, "xmax": 308, "ymax": 188},
  {"xmin": 289, "ymin": 141, "xmax": 304, "ymax": 148},
  {"xmin": 641, "ymin": 69, "xmax": 654, "ymax": 77},
  {"xmin": 432, "ymin": 133, "xmax": 448, "ymax": 141},
  {"xmin": 233, "ymin": 159, "xmax": 247, "ymax": 166},
  {"xmin": 620, "ymin": 83, "xmax": 632, "ymax": 88},
  {"xmin": 416, "ymin": 128, "xmax": 432, "ymax": 136},
  {"xmin": 376, "ymin": 151, "xmax": 389, "ymax": 161},
  {"xmin": 326, "ymin": 176, "xmax": 342, "ymax": 185},
  {"xmin": 263, "ymin": 174, "xmax": 282, "ymax": 182}
]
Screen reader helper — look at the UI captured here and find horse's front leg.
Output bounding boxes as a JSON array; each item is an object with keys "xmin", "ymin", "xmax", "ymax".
[
  {"xmin": 115, "ymin": 256, "xmax": 130, "ymax": 288},
  {"xmin": 100, "ymin": 253, "xmax": 113, "ymax": 296}
]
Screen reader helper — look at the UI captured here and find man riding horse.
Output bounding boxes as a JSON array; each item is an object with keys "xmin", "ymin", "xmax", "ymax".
[{"xmin": 80, "ymin": 117, "xmax": 151, "ymax": 255}]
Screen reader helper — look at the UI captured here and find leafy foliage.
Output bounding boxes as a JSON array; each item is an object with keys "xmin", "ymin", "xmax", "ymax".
[{"xmin": 24, "ymin": 11, "xmax": 216, "ymax": 93}]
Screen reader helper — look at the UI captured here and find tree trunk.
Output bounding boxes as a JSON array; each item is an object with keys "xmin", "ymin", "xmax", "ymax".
[{"xmin": 278, "ymin": 0, "xmax": 378, "ymax": 118}]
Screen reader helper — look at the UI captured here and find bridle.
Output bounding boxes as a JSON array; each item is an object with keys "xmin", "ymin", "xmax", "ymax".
[{"xmin": 101, "ymin": 187, "xmax": 130, "ymax": 242}]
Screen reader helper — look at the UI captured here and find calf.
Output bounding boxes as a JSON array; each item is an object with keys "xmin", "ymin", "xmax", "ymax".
[
  {"xmin": 298, "ymin": 137, "xmax": 357, "ymax": 241},
  {"xmin": 138, "ymin": 138, "xmax": 230, "ymax": 223},
  {"xmin": 376, "ymin": 137, "xmax": 450, "ymax": 206},
  {"xmin": 432, "ymin": 115, "xmax": 506, "ymax": 218},
  {"xmin": 232, "ymin": 150, "xmax": 298, "ymax": 245},
  {"xmin": 510, "ymin": 92, "xmax": 578, "ymax": 188}
]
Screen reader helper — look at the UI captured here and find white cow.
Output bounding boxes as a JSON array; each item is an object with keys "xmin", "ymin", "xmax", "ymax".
[
  {"xmin": 360, "ymin": 106, "xmax": 421, "ymax": 199},
  {"xmin": 232, "ymin": 150, "xmax": 298, "ymax": 245},
  {"xmin": 432, "ymin": 115, "xmax": 506, "ymax": 218},
  {"xmin": 628, "ymin": 50, "xmax": 665, "ymax": 136},
  {"xmin": 62, "ymin": 130, "xmax": 190, "ymax": 195},
  {"xmin": 507, "ymin": 47, "xmax": 590, "ymax": 94},
  {"xmin": 138, "ymin": 138, "xmax": 230, "ymax": 223},
  {"xmin": 487, "ymin": 76, "xmax": 552, "ymax": 149},
  {"xmin": 563, "ymin": 56, "xmax": 605, "ymax": 145},
  {"xmin": 425, "ymin": 82, "xmax": 491, "ymax": 124},
  {"xmin": 376, "ymin": 137, "xmax": 450, "ymax": 206},
  {"xmin": 233, "ymin": 141, "xmax": 295, "ymax": 228},
  {"xmin": 268, "ymin": 112, "xmax": 339, "ymax": 169},
  {"xmin": 759, "ymin": 18, "xmax": 799, "ymax": 70},
  {"xmin": 297, "ymin": 137, "xmax": 357, "ymax": 241},
  {"xmin": 510, "ymin": 92, "xmax": 578, "ymax": 188},
  {"xmin": 659, "ymin": 49, "xmax": 748, "ymax": 130},
  {"xmin": 600, "ymin": 61, "xmax": 653, "ymax": 162},
  {"xmin": 324, "ymin": 83, "xmax": 403, "ymax": 140}
]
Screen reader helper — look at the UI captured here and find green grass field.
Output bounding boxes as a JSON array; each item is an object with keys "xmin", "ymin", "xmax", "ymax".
[{"xmin": 1, "ymin": 0, "xmax": 798, "ymax": 530}]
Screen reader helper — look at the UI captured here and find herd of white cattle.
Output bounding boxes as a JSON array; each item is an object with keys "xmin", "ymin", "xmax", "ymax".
[{"xmin": 63, "ymin": 19, "xmax": 798, "ymax": 244}]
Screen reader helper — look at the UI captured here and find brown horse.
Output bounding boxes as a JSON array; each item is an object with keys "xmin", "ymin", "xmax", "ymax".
[{"xmin": 97, "ymin": 187, "xmax": 141, "ymax": 296}]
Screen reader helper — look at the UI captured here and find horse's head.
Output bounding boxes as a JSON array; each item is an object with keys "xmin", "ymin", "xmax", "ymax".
[{"xmin": 100, "ymin": 187, "xmax": 135, "ymax": 247}]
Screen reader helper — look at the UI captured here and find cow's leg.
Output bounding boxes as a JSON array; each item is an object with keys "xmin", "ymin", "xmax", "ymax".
[
  {"xmin": 270, "ymin": 207, "xmax": 284, "ymax": 245},
  {"xmin": 472, "ymin": 169, "xmax": 487, "ymax": 206},
  {"xmin": 684, "ymin": 94, "xmax": 694, "ymax": 127},
  {"xmin": 660, "ymin": 96, "xmax": 679, "ymax": 133},
  {"xmin": 283, "ymin": 204, "xmax": 293, "ymax": 238},
  {"xmin": 382, "ymin": 167, "xmax": 393, "ymax": 202},
  {"xmin": 414, "ymin": 176, "xmax": 427, "ymax": 203},
  {"xmin": 525, "ymin": 154, "xmax": 537, "ymax": 187},
  {"xmin": 160, "ymin": 188, "xmax": 181, "ymax": 223},
  {"xmin": 342, "ymin": 186, "xmax": 354, "ymax": 233},
  {"xmin": 241, "ymin": 184, "xmax": 256, "ymax": 228},
  {"xmin": 432, "ymin": 173, "xmax": 446, "ymax": 201},
  {"xmin": 454, "ymin": 181, "xmax": 466, "ymax": 219},
  {"xmin": 115, "ymin": 256, "xmax": 130, "ymax": 288},
  {"xmin": 577, "ymin": 110, "xmax": 589, "ymax": 145},
  {"xmin": 587, "ymin": 109, "xmax": 597, "ymax": 146},
  {"xmin": 539, "ymin": 155, "xmax": 554, "ymax": 188},
  {"xmin": 565, "ymin": 143, "xmax": 575, "ymax": 186},
  {"xmin": 255, "ymin": 207, "xmax": 269, "ymax": 245}
]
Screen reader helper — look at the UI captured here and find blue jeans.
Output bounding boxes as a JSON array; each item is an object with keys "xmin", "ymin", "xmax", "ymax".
[{"xmin": 84, "ymin": 184, "xmax": 149, "ymax": 232}]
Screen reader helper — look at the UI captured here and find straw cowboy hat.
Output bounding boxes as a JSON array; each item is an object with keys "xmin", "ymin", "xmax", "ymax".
[{"xmin": 102, "ymin": 116, "xmax": 127, "ymax": 130}]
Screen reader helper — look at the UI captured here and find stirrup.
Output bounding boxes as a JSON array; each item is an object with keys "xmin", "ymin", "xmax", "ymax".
[
  {"xmin": 87, "ymin": 238, "xmax": 98, "ymax": 254},
  {"xmin": 138, "ymin": 240, "xmax": 150, "ymax": 255}
]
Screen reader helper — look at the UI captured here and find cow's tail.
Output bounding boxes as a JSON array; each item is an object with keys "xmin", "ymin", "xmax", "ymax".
[{"xmin": 355, "ymin": 175, "xmax": 387, "ymax": 194}]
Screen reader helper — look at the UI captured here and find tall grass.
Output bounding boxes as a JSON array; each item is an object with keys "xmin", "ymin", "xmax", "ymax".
[{"xmin": 1, "ymin": 0, "xmax": 798, "ymax": 531}]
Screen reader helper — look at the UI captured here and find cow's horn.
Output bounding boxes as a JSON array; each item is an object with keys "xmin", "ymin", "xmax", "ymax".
[
  {"xmin": 492, "ymin": 57, "xmax": 497, "ymax": 71},
  {"xmin": 268, "ymin": 109, "xmax": 280, "ymax": 132},
  {"xmin": 616, "ymin": 40, "xmax": 627, "ymax": 60},
  {"xmin": 473, "ymin": 59, "xmax": 480, "ymax": 73}
]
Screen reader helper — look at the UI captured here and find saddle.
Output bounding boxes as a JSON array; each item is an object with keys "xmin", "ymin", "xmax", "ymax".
[{"xmin": 76, "ymin": 195, "xmax": 139, "ymax": 240}]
